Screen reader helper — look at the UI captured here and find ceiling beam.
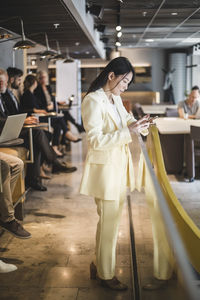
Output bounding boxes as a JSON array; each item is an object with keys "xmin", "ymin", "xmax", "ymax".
[{"xmin": 61, "ymin": 0, "xmax": 105, "ymax": 59}]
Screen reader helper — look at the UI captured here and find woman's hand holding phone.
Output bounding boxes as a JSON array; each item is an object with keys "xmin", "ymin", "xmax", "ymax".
[{"xmin": 128, "ymin": 115, "xmax": 158, "ymax": 136}]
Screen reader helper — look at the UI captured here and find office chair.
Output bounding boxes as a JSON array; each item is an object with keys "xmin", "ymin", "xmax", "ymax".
[{"xmin": 132, "ymin": 103, "xmax": 144, "ymax": 119}]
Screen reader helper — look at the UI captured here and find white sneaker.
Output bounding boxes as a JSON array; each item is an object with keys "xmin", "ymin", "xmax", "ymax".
[{"xmin": 0, "ymin": 260, "xmax": 17, "ymax": 273}]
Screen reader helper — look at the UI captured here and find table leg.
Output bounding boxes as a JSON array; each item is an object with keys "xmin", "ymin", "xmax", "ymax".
[
  {"xmin": 184, "ymin": 134, "xmax": 195, "ymax": 180},
  {"xmin": 24, "ymin": 128, "xmax": 34, "ymax": 163}
]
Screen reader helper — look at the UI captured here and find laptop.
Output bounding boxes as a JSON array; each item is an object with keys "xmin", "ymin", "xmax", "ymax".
[{"xmin": 0, "ymin": 113, "xmax": 27, "ymax": 144}]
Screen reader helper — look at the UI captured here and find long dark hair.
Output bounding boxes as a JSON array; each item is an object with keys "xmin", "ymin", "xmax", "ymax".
[
  {"xmin": 24, "ymin": 74, "xmax": 37, "ymax": 91},
  {"xmin": 86, "ymin": 56, "xmax": 135, "ymax": 96}
]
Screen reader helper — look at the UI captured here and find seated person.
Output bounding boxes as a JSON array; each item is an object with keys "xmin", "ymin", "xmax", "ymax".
[
  {"xmin": 0, "ymin": 152, "xmax": 31, "ymax": 239},
  {"xmin": 20, "ymin": 74, "xmax": 63, "ymax": 157},
  {"xmin": 178, "ymin": 86, "xmax": 200, "ymax": 119},
  {"xmin": 34, "ymin": 71, "xmax": 82, "ymax": 144},
  {"xmin": 57, "ymin": 94, "xmax": 84, "ymax": 133},
  {"xmin": 0, "ymin": 68, "xmax": 77, "ymax": 191}
]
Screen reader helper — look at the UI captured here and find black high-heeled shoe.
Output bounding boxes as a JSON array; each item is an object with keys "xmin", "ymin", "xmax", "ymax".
[{"xmin": 65, "ymin": 137, "xmax": 82, "ymax": 143}]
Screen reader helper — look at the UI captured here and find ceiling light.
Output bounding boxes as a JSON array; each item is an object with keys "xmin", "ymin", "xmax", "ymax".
[
  {"xmin": 86, "ymin": 5, "xmax": 104, "ymax": 19},
  {"xmin": 64, "ymin": 48, "xmax": 74, "ymax": 63},
  {"xmin": 100, "ymin": 37, "xmax": 109, "ymax": 44},
  {"xmin": 53, "ymin": 23, "xmax": 60, "ymax": 29},
  {"xmin": 117, "ymin": 31, "xmax": 122, "ymax": 38},
  {"xmin": 13, "ymin": 18, "xmax": 35, "ymax": 50},
  {"xmin": 85, "ymin": 51, "xmax": 90, "ymax": 54},
  {"xmin": 39, "ymin": 33, "xmax": 56, "ymax": 58},
  {"xmin": 145, "ymin": 39, "xmax": 154, "ymax": 42},
  {"xmin": 115, "ymin": 41, "xmax": 121, "ymax": 47},
  {"xmin": 92, "ymin": 55, "xmax": 96, "ymax": 58},
  {"xmin": 54, "ymin": 40, "xmax": 65, "ymax": 60},
  {"xmin": 95, "ymin": 24, "xmax": 106, "ymax": 33},
  {"xmin": 171, "ymin": 12, "xmax": 178, "ymax": 16},
  {"xmin": 75, "ymin": 42, "xmax": 80, "ymax": 46},
  {"xmin": 143, "ymin": 11, "xmax": 147, "ymax": 17},
  {"xmin": 116, "ymin": 25, "xmax": 121, "ymax": 31}
]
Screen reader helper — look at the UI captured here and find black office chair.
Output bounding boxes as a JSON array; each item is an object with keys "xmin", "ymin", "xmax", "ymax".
[
  {"xmin": 132, "ymin": 103, "xmax": 144, "ymax": 119},
  {"xmin": 165, "ymin": 108, "xmax": 179, "ymax": 117}
]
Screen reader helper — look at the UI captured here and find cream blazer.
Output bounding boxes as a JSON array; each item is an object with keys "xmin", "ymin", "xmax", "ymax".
[{"xmin": 79, "ymin": 88, "xmax": 136, "ymax": 201}]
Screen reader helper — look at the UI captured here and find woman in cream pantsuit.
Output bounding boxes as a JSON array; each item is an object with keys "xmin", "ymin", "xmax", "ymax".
[{"xmin": 80, "ymin": 57, "xmax": 150, "ymax": 290}]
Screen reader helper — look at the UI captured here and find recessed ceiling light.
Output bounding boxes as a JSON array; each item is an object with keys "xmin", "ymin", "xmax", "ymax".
[
  {"xmin": 92, "ymin": 55, "xmax": 96, "ymax": 58},
  {"xmin": 75, "ymin": 42, "xmax": 80, "ymax": 46},
  {"xmin": 116, "ymin": 25, "xmax": 122, "ymax": 31},
  {"xmin": 143, "ymin": 11, "xmax": 147, "ymax": 17},
  {"xmin": 117, "ymin": 31, "xmax": 122, "ymax": 38},
  {"xmin": 115, "ymin": 41, "xmax": 121, "ymax": 47},
  {"xmin": 171, "ymin": 12, "xmax": 178, "ymax": 16},
  {"xmin": 85, "ymin": 51, "xmax": 90, "ymax": 54},
  {"xmin": 132, "ymin": 34, "xmax": 137, "ymax": 39},
  {"xmin": 53, "ymin": 23, "xmax": 60, "ymax": 29},
  {"xmin": 145, "ymin": 39, "xmax": 154, "ymax": 42}
]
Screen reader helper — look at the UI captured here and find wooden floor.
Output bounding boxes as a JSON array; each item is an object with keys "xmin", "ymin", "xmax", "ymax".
[{"xmin": 0, "ymin": 133, "xmax": 199, "ymax": 299}]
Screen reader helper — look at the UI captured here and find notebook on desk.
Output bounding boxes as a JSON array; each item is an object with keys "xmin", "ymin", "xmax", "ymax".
[{"xmin": 0, "ymin": 113, "xmax": 27, "ymax": 144}]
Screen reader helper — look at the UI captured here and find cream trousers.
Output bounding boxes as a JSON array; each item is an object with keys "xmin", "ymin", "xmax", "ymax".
[{"xmin": 94, "ymin": 173, "xmax": 127, "ymax": 280}]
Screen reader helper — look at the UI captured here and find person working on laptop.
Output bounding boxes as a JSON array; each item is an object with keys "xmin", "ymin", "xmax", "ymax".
[
  {"xmin": 178, "ymin": 86, "xmax": 200, "ymax": 119},
  {"xmin": 0, "ymin": 69, "xmax": 77, "ymax": 191},
  {"xmin": 0, "ymin": 151, "xmax": 31, "ymax": 239}
]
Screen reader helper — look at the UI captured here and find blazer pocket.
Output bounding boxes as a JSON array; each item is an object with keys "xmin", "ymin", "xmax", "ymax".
[{"xmin": 88, "ymin": 150, "xmax": 109, "ymax": 164}]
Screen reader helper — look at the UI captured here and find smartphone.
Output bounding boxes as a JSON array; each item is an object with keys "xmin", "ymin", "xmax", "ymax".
[{"xmin": 149, "ymin": 115, "xmax": 158, "ymax": 123}]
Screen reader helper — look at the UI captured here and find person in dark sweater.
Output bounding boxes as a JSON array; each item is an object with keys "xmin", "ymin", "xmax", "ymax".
[{"xmin": 34, "ymin": 71, "xmax": 82, "ymax": 144}]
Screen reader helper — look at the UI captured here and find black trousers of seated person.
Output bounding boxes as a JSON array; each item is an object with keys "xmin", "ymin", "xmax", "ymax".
[
  {"xmin": 20, "ymin": 128, "xmax": 57, "ymax": 183},
  {"xmin": 39, "ymin": 116, "xmax": 69, "ymax": 147}
]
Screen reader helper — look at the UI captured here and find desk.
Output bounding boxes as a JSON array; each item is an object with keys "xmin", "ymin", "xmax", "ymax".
[
  {"xmin": 154, "ymin": 118, "xmax": 200, "ymax": 179},
  {"xmin": 142, "ymin": 105, "xmax": 177, "ymax": 115},
  {"xmin": 34, "ymin": 112, "xmax": 64, "ymax": 131},
  {"xmin": 58, "ymin": 104, "xmax": 69, "ymax": 112}
]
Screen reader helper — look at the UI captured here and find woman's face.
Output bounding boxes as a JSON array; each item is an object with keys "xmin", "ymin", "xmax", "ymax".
[
  {"xmin": 39, "ymin": 72, "xmax": 48, "ymax": 85},
  {"xmin": 108, "ymin": 71, "xmax": 133, "ymax": 96}
]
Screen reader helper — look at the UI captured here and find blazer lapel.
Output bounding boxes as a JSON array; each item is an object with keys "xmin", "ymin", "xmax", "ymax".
[
  {"xmin": 112, "ymin": 95, "xmax": 126, "ymax": 128},
  {"xmin": 97, "ymin": 89, "xmax": 119, "ymax": 128}
]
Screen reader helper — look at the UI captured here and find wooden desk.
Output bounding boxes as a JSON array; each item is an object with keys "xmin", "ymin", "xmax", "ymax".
[
  {"xmin": 142, "ymin": 105, "xmax": 177, "ymax": 115},
  {"xmin": 34, "ymin": 113, "xmax": 64, "ymax": 131},
  {"xmin": 154, "ymin": 117, "xmax": 200, "ymax": 180},
  {"xmin": 155, "ymin": 117, "xmax": 200, "ymax": 134}
]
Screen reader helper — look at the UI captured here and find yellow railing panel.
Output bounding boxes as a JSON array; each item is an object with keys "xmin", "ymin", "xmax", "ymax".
[{"xmin": 147, "ymin": 125, "xmax": 200, "ymax": 273}]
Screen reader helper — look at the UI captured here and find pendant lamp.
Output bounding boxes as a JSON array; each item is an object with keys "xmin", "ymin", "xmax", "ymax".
[{"xmin": 13, "ymin": 18, "xmax": 35, "ymax": 50}]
